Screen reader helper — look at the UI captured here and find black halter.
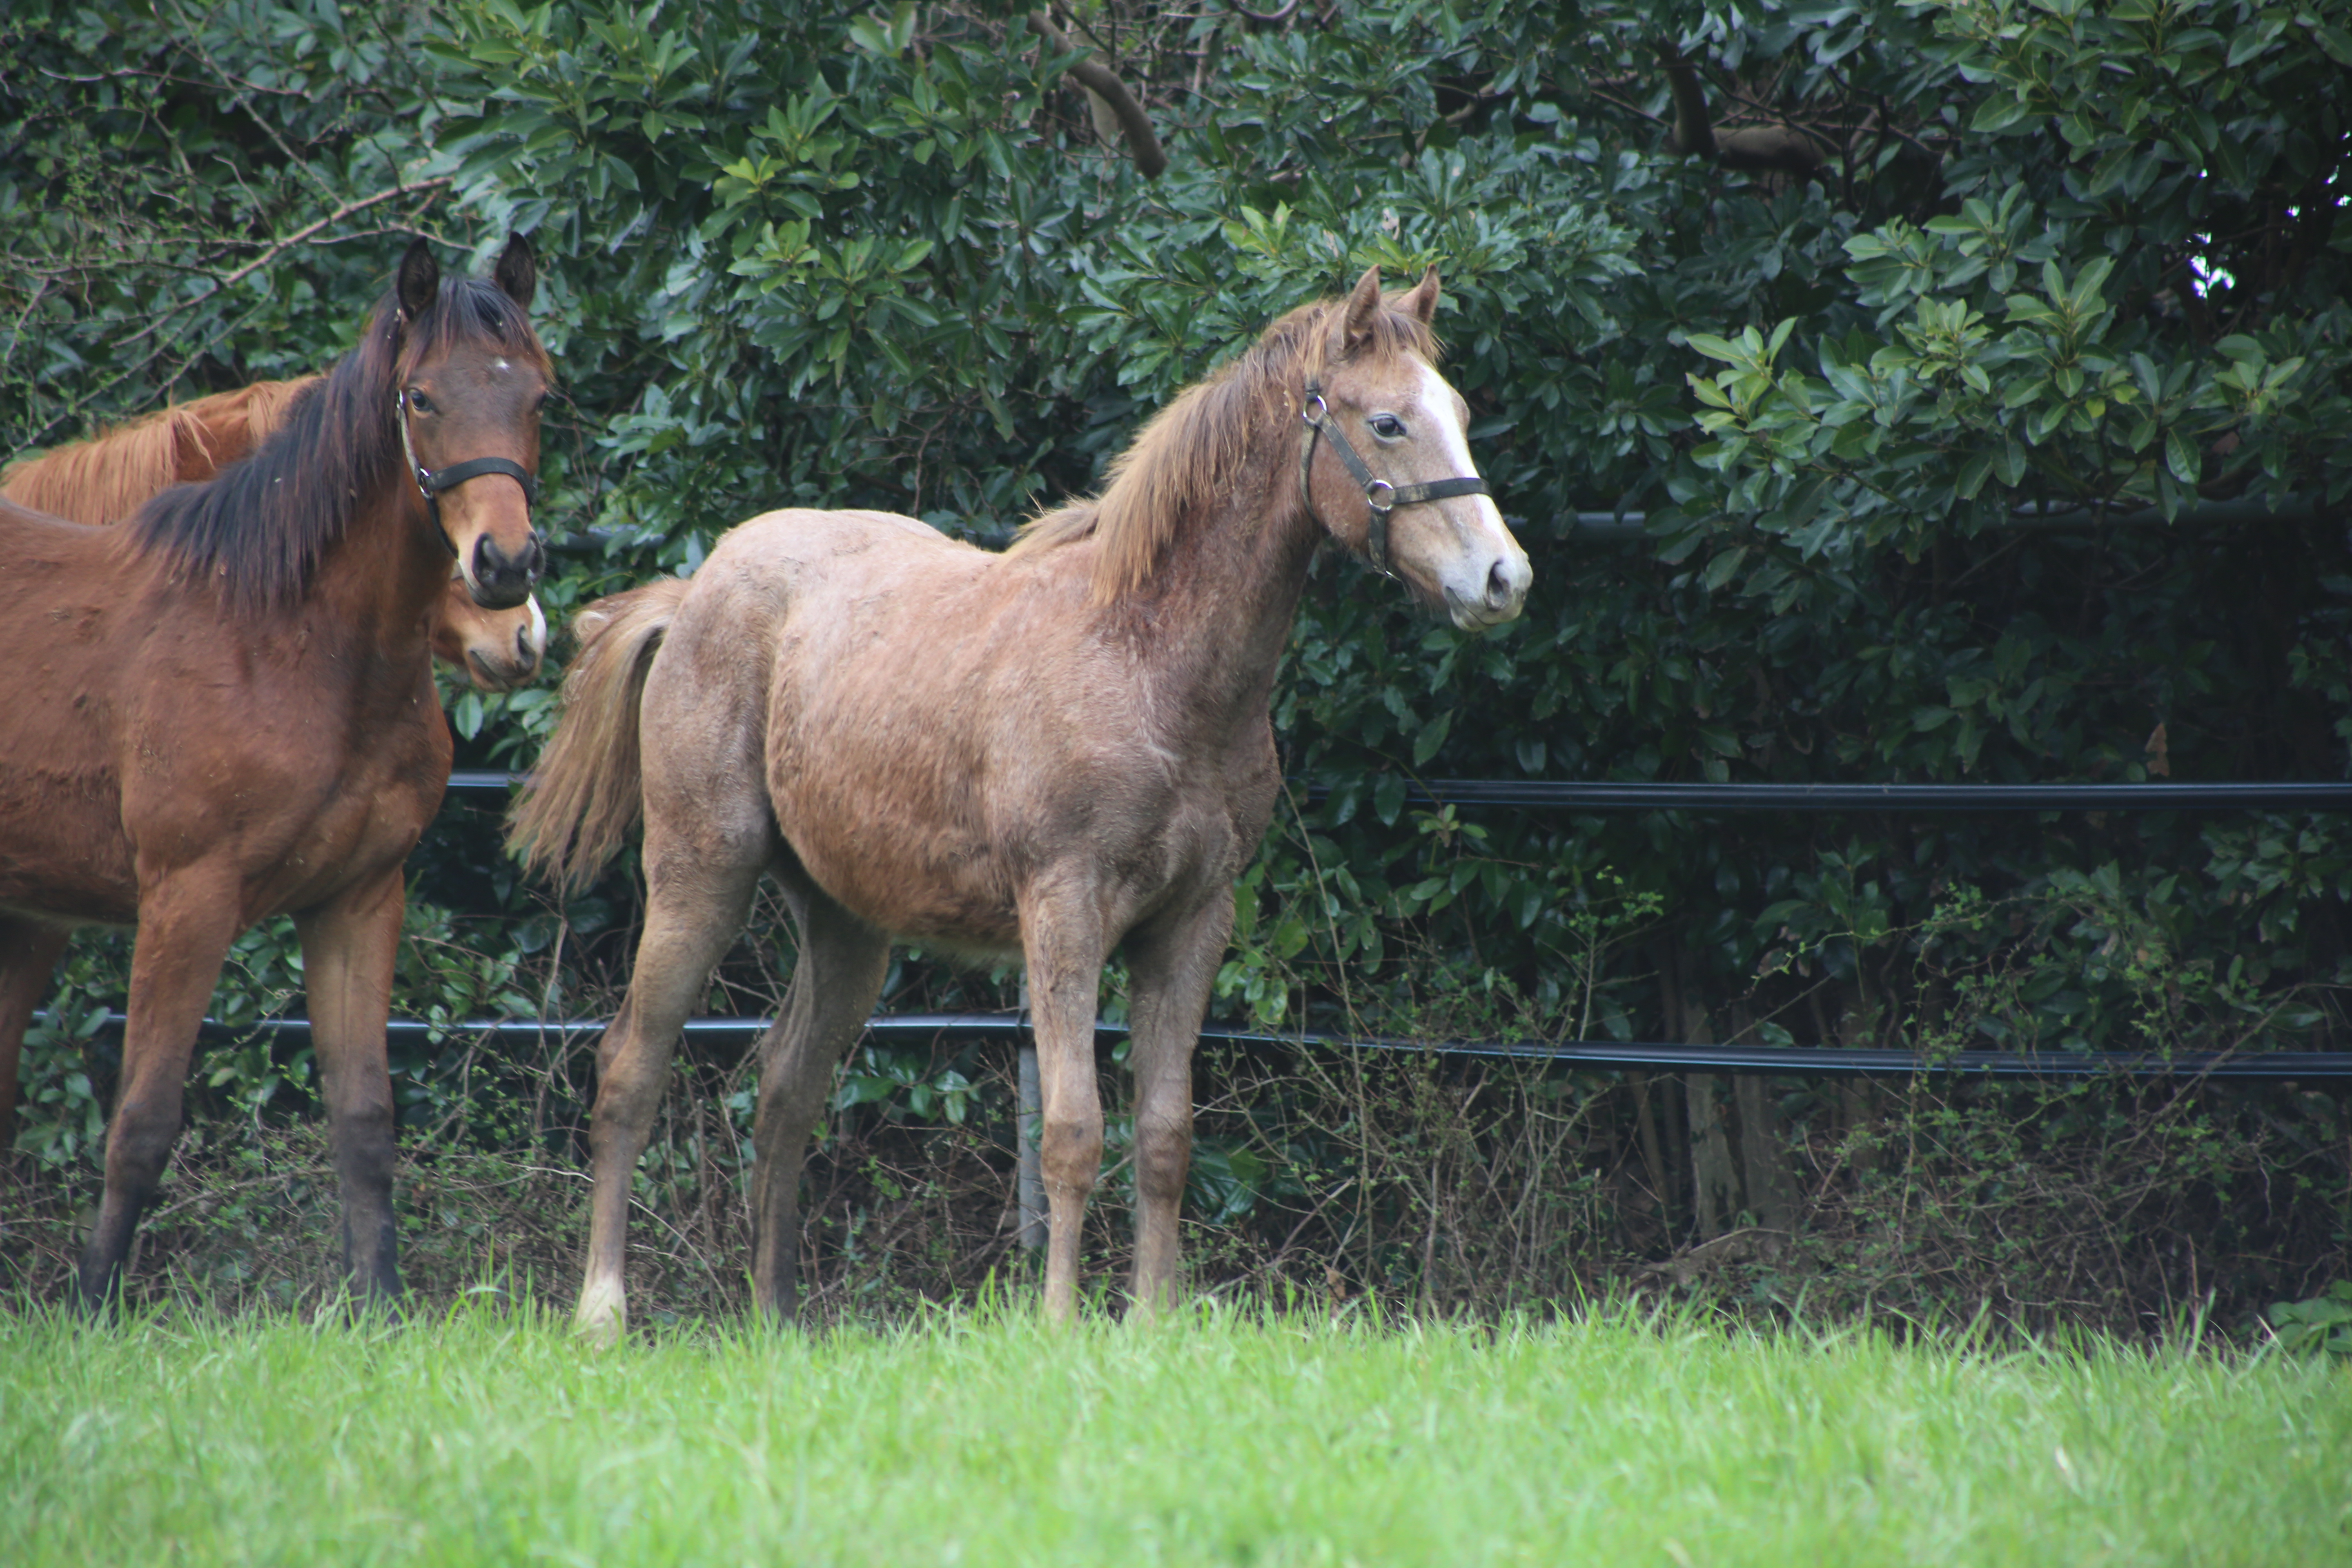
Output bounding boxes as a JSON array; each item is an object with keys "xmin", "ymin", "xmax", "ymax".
[
  {"xmin": 1298, "ymin": 379, "xmax": 1491, "ymax": 577},
  {"xmin": 397, "ymin": 390, "xmax": 540, "ymax": 557}
]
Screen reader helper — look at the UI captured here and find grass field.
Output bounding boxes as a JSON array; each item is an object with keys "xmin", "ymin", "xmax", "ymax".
[{"xmin": 2, "ymin": 1299, "xmax": 2345, "ymax": 1566}]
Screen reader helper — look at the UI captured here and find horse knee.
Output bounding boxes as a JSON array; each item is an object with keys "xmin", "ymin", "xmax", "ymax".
[
  {"xmin": 590, "ymin": 1047, "xmax": 671, "ymax": 1135},
  {"xmin": 1040, "ymin": 1111, "xmax": 1103, "ymax": 1198},
  {"xmin": 1134, "ymin": 1112, "xmax": 1192, "ymax": 1208}
]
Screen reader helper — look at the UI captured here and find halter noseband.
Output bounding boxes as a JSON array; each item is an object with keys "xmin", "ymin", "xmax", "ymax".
[
  {"xmin": 397, "ymin": 389, "xmax": 541, "ymax": 558},
  {"xmin": 1298, "ymin": 379, "xmax": 1491, "ymax": 577}
]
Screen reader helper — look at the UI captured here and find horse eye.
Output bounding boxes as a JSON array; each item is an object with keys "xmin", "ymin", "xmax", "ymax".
[
  {"xmin": 406, "ymin": 389, "xmax": 435, "ymax": 416},
  {"xmin": 1370, "ymin": 413, "xmax": 1407, "ymax": 440}
]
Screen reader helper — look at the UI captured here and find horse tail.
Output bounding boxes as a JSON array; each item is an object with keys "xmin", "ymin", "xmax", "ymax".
[{"xmin": 507, "ymin": 577, "xmax": 693, "ymax": 892}]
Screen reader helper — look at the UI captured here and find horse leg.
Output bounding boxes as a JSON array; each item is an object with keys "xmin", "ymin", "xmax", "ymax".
[
  {"xmin": 294, "ymin": 870, "xmax": 408, "ymax": 1308},
  {"xmin": 79, "ymin": 875, "xmax": 243, "ymax": 1309},
  {"xmin": 1022, "ymin": 888, "xmax": 1108, "ymax": 1326},
  {"xmin": 574, "ymin": 827, "xmax": 768, "ymax": 1345},
  {"xmin": 1123, "ymin": 893, "xmax": 1234, "ymax": 1317},
  {"xmin": 745, "ymin": 882, "xmax": 889, "ymax": 1324},
  {"xmin": 0, "ymin": 918, "xmax": 71, "ymax": 1162}
]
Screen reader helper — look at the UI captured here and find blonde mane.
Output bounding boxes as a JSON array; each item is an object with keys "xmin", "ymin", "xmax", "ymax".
[
  {"xmin": 1, "ymin": 378, "xmax": 319, "ymax": 526},
  {"xmin": 1007, "ymin": 289, "xmax": 1440, "ymax": 602}
]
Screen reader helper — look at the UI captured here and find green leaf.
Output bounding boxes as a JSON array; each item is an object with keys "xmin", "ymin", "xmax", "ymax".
[
  {"xmin": 1702, "ymin": 546, "xmax": 1749, "ymax": 592},
  {"xmin": 2165, "ymin": 427, "xmax": 2202, "ymax": 486},
  {"xmin": 1685, "ymin": 333, "xmax": 1745, "ymax": 364},
  {"xmin": 1412, "ymin": 709, "xmax": 1454, "ymax": 767},
  {"xmin": 1956, "ymin": 450, "xmax": 1994, "ymax": 499}
]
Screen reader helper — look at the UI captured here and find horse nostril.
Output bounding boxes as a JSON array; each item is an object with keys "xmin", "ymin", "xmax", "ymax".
[{"xmin": 1487, "ymin": 559, "xmax": 1515, "ymax": 606}]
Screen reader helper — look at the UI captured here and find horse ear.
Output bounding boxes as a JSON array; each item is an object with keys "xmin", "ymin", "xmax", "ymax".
[
  {"xmin": 396, "ymin": 239, "xmax": 439, "ymax": 322},
  {"xmin": 493, "ymin": 233, "xmax": 537, "ymax": 310},
  {"xmin": 1336, "ymin": 265, "xmax": 1384, "ymax": 354},
  {"xmin": 1400, "ymin": 265, "xmax": 1441, "ymax": 326}
]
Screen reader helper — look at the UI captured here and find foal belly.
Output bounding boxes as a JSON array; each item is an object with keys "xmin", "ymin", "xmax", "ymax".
[{"xmin": 769, "ymin": 752, "xmax": 1023, "ymax": 952}]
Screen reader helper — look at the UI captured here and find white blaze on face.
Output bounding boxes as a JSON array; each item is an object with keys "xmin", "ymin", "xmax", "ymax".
[{"xmin": 1412, "ymin": 361, "xmax": 1532, "ymax": 628}]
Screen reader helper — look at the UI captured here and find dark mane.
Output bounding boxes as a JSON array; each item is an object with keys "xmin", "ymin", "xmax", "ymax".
[
  {"xmin": 1007, "ymin": 286, "xmax": 1439, "ymax": 601},
  {"xmin": 131, "ymin": 274, "xmax": 548, "ymax": 615}
]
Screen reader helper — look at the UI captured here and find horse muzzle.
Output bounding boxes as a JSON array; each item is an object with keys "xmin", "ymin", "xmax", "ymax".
[{"xmin": 468, "ymin": 530, "xmax": 545, "ymax": 610}]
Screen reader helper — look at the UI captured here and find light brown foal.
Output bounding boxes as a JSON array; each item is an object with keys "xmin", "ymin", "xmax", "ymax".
[{"xmin": 512, "ymin": 267, "xmax": 1530, "ymax": 1336}]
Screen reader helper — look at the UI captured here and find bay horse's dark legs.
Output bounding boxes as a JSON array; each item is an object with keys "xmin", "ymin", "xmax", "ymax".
[
  {"xmin": 78, "ymin": 877, "xmax": 243, "ymax": 1309},
  {"xmin": 0, "ymin": 918, "xmax": 71, "ymax": 1163},
  {"xmin": 1123, "ymin": 893, "xmax": 1234, "ymax": 1316},
  {"xmin": 746, "ymin": 879, "xmax": 889, "ymax": 1325},
  {"xmin": 1021, "ymin": 883, "xmax": 1108, "ymax": 1326},
  {"xmin": 295, "ymin": 871, "xmax": 409, "ymax": 1308},
  {"xmin": 574, "ymin": 831, "xmax": 768, "ymax": 1345}
]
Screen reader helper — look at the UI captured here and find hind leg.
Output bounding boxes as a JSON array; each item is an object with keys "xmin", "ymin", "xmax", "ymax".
[
  {"xmin": 745, "ymin": 876, "xmax": 890, "ymax": 1324},
  {"xmin": 0, "ymin": 918, "xmax": 71, "ymax": 1164},
  {"xmin": 574, "ymin": 812, "xmax": 771, "ymax": 1344},
  {"xmin": 79, "ymin": 873, "xmax": 243, "ymax": 1309},
  {"xmin": 295, "ymin": 869, "xmax": 408, "ymax": 1308}
]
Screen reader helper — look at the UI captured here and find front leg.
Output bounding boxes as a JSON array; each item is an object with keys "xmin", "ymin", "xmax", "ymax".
[
  {"xmin": 1123, "ymin": 892, "xmax": 1234, "ymax": 1317},
  {"xmin": 295, "ymin": 869, "xmax": 410, "ymax": 1307},
  {"xmin": 1021, "ymin": 885, "xmax": 1107, "ymax": 1326},
  {"xmin": 80, "ymin": 871, "xmax": 244, "ymax": 1309}
]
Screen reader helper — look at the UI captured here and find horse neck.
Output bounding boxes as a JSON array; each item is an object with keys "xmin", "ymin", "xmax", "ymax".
[
  {"xmin": 1127, "ymin": 440, "xmax": 1323, "ymax": 736},
  {"xmin": 300, "ymin": 484, "xmax": 451, "ymax": 663}
]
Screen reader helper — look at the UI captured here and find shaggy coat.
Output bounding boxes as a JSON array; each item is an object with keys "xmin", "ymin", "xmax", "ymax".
[{"xmin": 512, "ymin": 267, "xmax": 1531, "ymax": 1332}]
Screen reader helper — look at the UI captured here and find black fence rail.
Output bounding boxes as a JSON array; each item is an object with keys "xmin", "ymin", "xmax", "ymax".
[
  {"xmin": 42, "ymin": 1011, "xmax": 2341, "ymax": 1084},
  {"xmin": 424, "ymin": 769, "xmax": 2352, "ymax": 1079},
  {"xmin": 449, "ymin": 771, "xmax": 2352, "ymax": 813}
]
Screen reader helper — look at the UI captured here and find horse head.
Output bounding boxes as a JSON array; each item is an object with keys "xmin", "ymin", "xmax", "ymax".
[
  {"xmin": 392, "ymin": 235, "xmax": 550, "ymax": 611},
  {"xmin": 432, "ymin": 566, "xmax": 548, "ymax": 690},
  {"xmin": 1303, "ymin": 266, "xmax": 1531, "ymax": 630}
]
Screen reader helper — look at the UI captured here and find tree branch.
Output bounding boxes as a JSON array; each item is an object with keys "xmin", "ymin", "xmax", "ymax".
[
  {"xmin": 1655, "ymin": 42, "xmax": 1823, "ymax": 179},
  {"xmin": 217, "ymin": 178, "xmax": 452, "ymax": 290},
  {"xmin": 1029, "ymin": 12, "xmax": 1167, "ymax": 179}
]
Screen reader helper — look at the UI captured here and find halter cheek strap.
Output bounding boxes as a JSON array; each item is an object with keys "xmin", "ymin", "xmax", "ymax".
[
  {"xmin": 398, "ymin": 390, "xmax": 541, "ymax": 558},
  {"xmin": 1298, "ymin": 379, "xmax": 1491, "ymax": 577}
]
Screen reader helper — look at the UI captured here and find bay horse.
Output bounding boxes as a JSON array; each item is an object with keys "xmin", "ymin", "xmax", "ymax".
[
  {"xmin": 0, "ymin": 237, "xmax": 550, "ymax": 1309},
  {"xmin": 2, "ymin": 376, "xmax": 547, "ymax": 690},
  {"xmin": 510, "ymin": 266, "xmax": 1530, "ymax": 1336}
]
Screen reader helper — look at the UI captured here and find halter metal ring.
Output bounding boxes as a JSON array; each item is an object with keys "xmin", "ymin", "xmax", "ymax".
[
  {"xmin": 1364, "ymin": 478, "xmax": 1396, "ymax": 510},
  {"xmin": 1302, "ymin": 394, "xmax": 1328, "ymax": 426}
]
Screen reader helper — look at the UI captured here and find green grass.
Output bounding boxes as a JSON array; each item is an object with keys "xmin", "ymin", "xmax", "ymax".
[{"xmin": 2, "ymin": 1298, "xmax": 2345, "ymax": 1566}]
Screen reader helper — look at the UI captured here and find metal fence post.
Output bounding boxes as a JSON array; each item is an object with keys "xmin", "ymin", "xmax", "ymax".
[{"xmin": 1015, "ymin": 981, "xmax": 1046, "ymax": 1252}]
